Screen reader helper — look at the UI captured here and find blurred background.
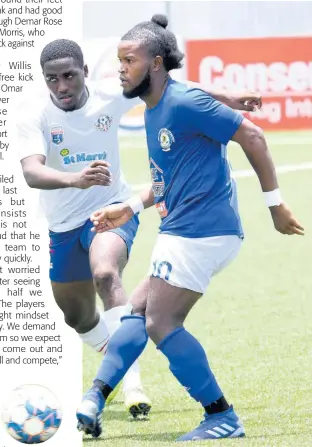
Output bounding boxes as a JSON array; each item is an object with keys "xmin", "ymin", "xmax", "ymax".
[
  {"xmin": 83, "ymin": 1, "xmax": 311, "ymax": 39},
  {"xmin": 82, "ymin": 0, "xmax": 312, "ymax": 132}
]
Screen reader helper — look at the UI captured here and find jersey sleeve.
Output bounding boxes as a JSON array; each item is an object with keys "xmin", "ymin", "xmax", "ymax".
[
  {"xmin": 16, "ymin": 105, "xmax": 48, "ymax": 161},
  {"xmin": 177, "ymin": 88, "xmax": 244, "ymax": 145}
]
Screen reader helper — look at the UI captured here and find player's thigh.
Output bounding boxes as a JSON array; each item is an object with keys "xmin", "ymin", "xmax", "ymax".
[
  {"xmin": 148, "ymin": 233, "xmax": 242, "ymax": 294},
  {"xmin": 146, "ymin": 276, "xmax": 201, "ymax": 329},
  {"xmin": 88, "ymin": 214, "xmax": 139, "ymax": 276},
  {"xmin": 89, "ymin": 232, "xmax": 128, "ymax": 278},
  {"xmin": 145, "ymin": 234, "xmax": 242, "ymax": 341},
  {"xmin": 49, "ymin": 225, "xmax": 93, "ymax": 283},
  {"xmin": 49, "ymin": 225, "xmax": 96, "ymax": 329}
]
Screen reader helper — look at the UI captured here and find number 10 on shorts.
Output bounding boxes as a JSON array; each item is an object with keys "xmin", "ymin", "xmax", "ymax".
[{"xmin": 151, "ymin": 261, "xmax": 172, "ymax": 280}]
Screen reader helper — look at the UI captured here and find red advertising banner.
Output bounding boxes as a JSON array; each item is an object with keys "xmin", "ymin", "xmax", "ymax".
[{"xmin": 186, "ymin": 37, "xmax": 312, "ymax": 130}]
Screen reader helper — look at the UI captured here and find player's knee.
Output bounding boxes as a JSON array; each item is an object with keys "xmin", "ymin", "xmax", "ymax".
[
  {"xmin": 145, "ymin": 316, "xmax": 157, "ymax": 341},
  {"xmin": 63, "ymin": 307, "xmax": 95, "ymax": 333},
  {"xmin": 64, "ymin": 312, "xmax": 80, "ymax": 330},
  {"xmin": 145, "ymin": 314, "xmax": 165, "ymax": 343},
  {"xmin": 131, "ymin": 303, "xmax": 146, "ymax": 317},
  {"xmin": 93, "ymin": 264, "xmax": 120, "ymax": 293},
  {"xmin": 146, "ymin": 312, "xmax": 185, "ymax": 344}
]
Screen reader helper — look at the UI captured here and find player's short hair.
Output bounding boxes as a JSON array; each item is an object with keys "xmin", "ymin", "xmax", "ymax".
[
  {"xmin": 40, "ymin": 39, "xmax": 84, "ymax": 69},
  {"xmin": 121, "ymin": 14, "xmax": 184, "ymax": 72}
]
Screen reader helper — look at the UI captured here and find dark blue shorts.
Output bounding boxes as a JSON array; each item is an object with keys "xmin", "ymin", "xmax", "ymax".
[{"xmin": 49, "ymin": 215, "xmax": 139, "ymax": 283}]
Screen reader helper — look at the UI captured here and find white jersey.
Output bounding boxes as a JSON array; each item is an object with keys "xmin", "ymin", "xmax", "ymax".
[{"xmin": 17, "ymin": 81, "xmax": 141, "ymax": 232}]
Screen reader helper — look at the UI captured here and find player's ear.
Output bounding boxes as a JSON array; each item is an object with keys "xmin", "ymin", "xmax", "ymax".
[
  {"xmin": 84, "ymin": 65, "xmax": 89, "ymax": 78},
  {"xmin": 153, "ymin": 55, "xmax": 163, "ymax": 72}
]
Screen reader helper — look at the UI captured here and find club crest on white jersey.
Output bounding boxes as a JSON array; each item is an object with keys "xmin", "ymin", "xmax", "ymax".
[
  {"xmin": 50, "ymin": 125, "xmax": 64, "ymax": 145},
  {"xmin": 94, "ymin": 115, "xmax": 113, "ymax": 132}
]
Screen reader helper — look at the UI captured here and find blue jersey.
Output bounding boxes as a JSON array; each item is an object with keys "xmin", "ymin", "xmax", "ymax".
[{"xmin": 144, "ymin": 79, "xmax": 244, "ymax": 239}]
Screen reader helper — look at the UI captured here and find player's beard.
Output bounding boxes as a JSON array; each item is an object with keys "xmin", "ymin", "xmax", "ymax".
[{"xmin": 122, "ymin": 69, "xmax": 151, "ymax": 99}]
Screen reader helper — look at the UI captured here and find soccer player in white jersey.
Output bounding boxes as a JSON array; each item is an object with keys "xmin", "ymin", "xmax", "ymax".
[
  {"xmin": 17, "ymin": 39, "xmax": 151, "ymax": 416},
  {"xmin": 76, "ymin": 16, "xmax": 304, "ymax": 440},
  {"xmin": 17, "ymin": 39, "xmax": 262, "ymax": 419}
]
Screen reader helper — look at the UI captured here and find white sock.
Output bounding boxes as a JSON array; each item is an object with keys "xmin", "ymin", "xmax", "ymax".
[
  {"xmin": 121, "ymin": 360, "xmax": 142, "ymax": 394},
  {"xmin": 103, "ymin": 305, "xmax": 144, "ymax": 394},
  {"xmin": 79, "ymin": 311, "xmax": 109, "ymax": 353},
  {"xmin": 103, "ymin": 305, "xmax": 130, "ymax": 334}
]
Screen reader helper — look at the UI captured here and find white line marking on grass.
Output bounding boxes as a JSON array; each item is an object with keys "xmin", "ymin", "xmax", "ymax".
[
  {"xmin": 131, "ymin": 162, "xmax": 312, "ymax": 192},
  {"xmin": 266, "ymin": 139, "xmax": 312, "ymax": 145},
  {"xmin": 122, "ymin": 138, "xmax": 312, "ymax": 150}
]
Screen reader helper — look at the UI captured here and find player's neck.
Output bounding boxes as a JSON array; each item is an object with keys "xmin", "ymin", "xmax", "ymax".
[{"xmin": 141, "ymin": 74, "xmax": 170, "ymax": 109}]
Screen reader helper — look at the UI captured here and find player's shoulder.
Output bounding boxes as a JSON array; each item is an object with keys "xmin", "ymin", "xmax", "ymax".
[
  {"xmin": 167, "ymin": 79, "xmax": 189, "ymax": 99},
  {"xmin": 168, "ymin": 79, "xmax": 210, "ymax": 108},
  {"xmin": 90, "ymin": 79, "xmax": 141, "ymax": 111},
  {"xmin": 16, "ymin": 89, "xmax": 51, "ymax": 125},
  {"xmin": 89, "ymin": 78, "xmax": 123, "ymax": 101}
]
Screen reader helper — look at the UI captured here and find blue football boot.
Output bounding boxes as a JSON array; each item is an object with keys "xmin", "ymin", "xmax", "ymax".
[{"xmin": 177, "ymin": 405, "xmax": 245, "ymax": 442}]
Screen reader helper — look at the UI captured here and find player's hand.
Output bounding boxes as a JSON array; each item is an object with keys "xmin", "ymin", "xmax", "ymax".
[
  {"xmin": 90, "ymin": 203, "xmax": 133, "ymax": 232},
  {"xmin": 70, "ymin": 161, "xmax": 112, "ymax": 189},
  {"xmin": 270, "ymin": 203, "xmax": 304, "ymax": 235},
  {"xmin": 226, "ymin": 92, "xmax": 262, "ymax": 112}
]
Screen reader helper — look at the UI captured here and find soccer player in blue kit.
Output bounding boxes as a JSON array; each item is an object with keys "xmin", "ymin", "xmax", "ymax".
[{"xmin": 76, "ymin": 15, "xmax": 304, "ymax": 441}]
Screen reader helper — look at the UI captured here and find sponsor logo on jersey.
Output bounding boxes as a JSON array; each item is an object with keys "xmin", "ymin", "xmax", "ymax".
[
  {"xmin": 62, "ymin": 151, "xmax": 107, "ymax": 165},
  {"xmin": 150, "ymin": 157, "xmax": 165, "ymax": 197},
  {"xmin": 158, "ymin": 128, "xmax": 175, "ymax": 152},
  {"xmin": 95, "ymin": 115, "xmax": 113, "ymax": 131},
  {"xmin": 50, "ymin": 125, "xmax": 64, "ymax": 145},
  {"xmin": 155, "ymin": 201, "xmax": 168, "ymax": 218},
  {"xmin": 60, "ymin": 148, "xmax": 69, "ymax": 157}
]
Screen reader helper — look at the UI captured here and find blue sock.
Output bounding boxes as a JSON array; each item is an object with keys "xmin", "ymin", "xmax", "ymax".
[
  {"xmin": 157, "ymin": 327, "xmax": 223, "ymax": 406},
  {"xmin": 95, "ymin": 315, "xmax": 148, "ymax": 389}
]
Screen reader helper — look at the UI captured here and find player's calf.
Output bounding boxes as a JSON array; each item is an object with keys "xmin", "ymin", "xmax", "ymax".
[{"xmin": 52, "ymin": 280, "xmax": 99, "ymax": 334}]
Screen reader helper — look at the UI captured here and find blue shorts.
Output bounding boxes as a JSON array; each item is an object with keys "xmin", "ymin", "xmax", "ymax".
[{"xmin": 49, "ymin": 215, "xmax": 139, "ymax": 283}]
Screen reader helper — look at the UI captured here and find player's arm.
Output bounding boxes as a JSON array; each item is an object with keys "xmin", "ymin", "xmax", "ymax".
[
  {"xmin": 17, "ymin": 112, "xmax": 77, "ymax": 189},
  {"xmin": 99, "ymin": 78, "xmax": 143, "ymax": 113},
  {"xmin": 231, "ymin": 119, "xmax": 278, "ymax": 193},
  {"xmin": 231, "ymin": 119, "xmax": 304, "ymax": 235},
  {"xmin": 185, "ymin": 80, "xmax": 262, "ymax": 111},
  {"xmin": 17, "ymin": 110, "xmax": 111, "ymax": 190},
  {"xmin": 21, "ymin": 155, "xmax": 76, "ymax": 189},
  {"xmin": 138, "ymin": 186, "xmax": 154, "ymax": 209},
  {"xmin": 181, "ymin": 89, "xmax": 304, "ymax": 236},
  {"xmin": 91, "ymin": 186, "xmax": 154, "ymax": 233},
  {"xmin": 21, "ymin": 155, "xmax": 112, "ymax": 190}
]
